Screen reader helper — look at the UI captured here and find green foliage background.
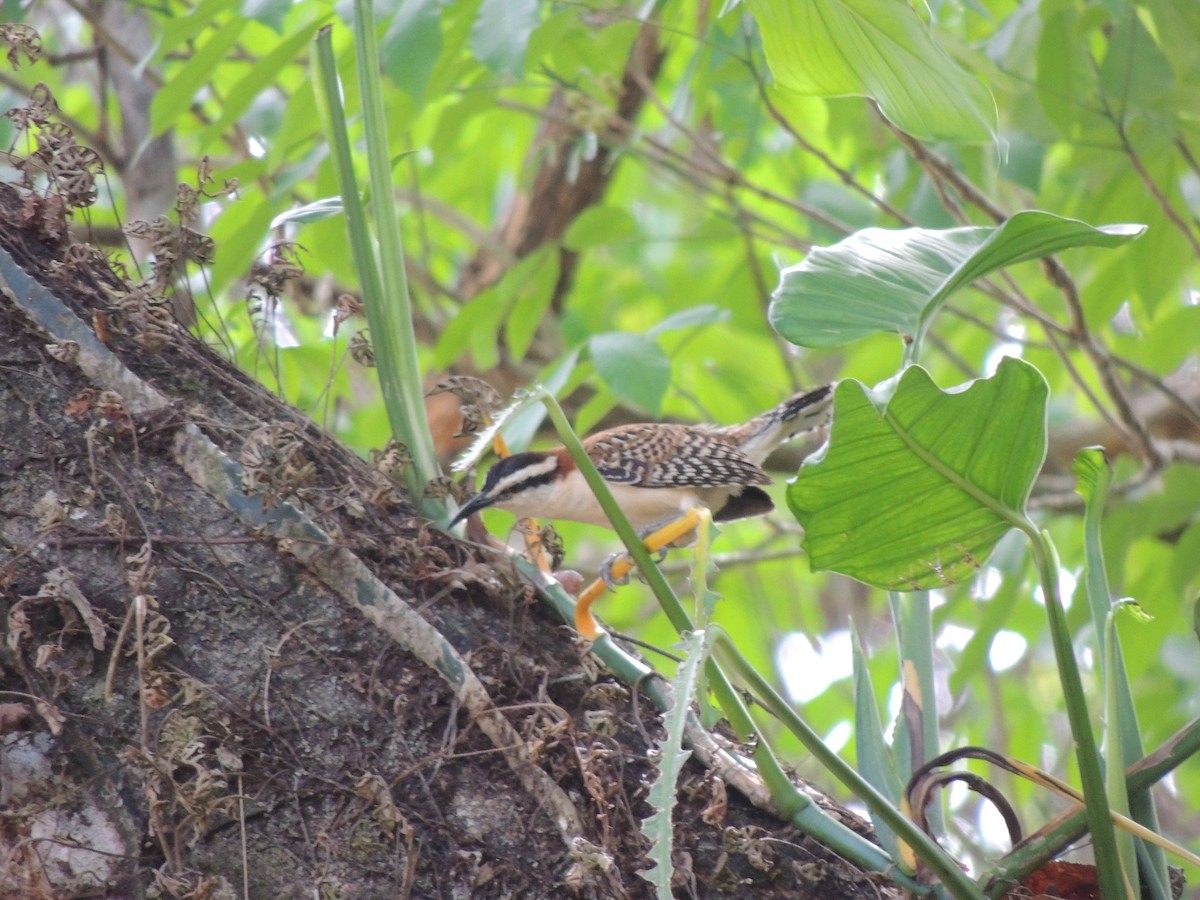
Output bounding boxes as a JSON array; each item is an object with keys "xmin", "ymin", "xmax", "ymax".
[{"xmin": 3, "ymin": 0, "xmax": 1198, "ymax": 881}]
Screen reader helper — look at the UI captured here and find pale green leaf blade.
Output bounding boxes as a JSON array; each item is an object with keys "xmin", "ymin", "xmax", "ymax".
[
  {"xmin": 646, "ymin": 304, "xmax": 730, "ymax": 338},
  {"xmin": 562, "ymin": 205, "xmax": 638, "ymax": 251},
  {"xmin": 241, "ymin": 0, "xmax": 292, "ymax": 32},
  {"xmin": 470, "ymin": 0, "xmax": 539, "ymax": 75},
  {"xmin": 199, "ymin": 20, "xmax": 322, "ymax": 146},
  {"xmin": 506, "ymin": 249, "xmax": 560, "ymax": 361},
  {"xmin": 769, "ymin": 213, "xmax": 1145, "ymax": 349},
  {"xmin": 590, "ymin": 332, "xmax": 671, "ymax": 416},
  {"xmin": 157, "ymin": 0, "xmax": 239, "ymax": 59},
  {"xmin": 502, "ymin": 348, "xmax": 582, "ymax": 452},
  {"xmin": 851, "ymin": 624, "xmax": 903, "ymax": 860},
  {"xmin": 270, "ymin": 196, "xmax": 344, "ymax": 229},
  {"xmin": 1074, "ymin": 448, "xmax": 1172, "ymax": 898},
  {"xmin": 382, "ymin": 0, "xmax": 443, "ymax": 104},
  {"xmin": 787, "ymin": 357, "xmax": 1047, "ymax": 589},
  {"xmin": 770, "ymin": 225, "xmax": 988, "ymax": 347},
  {"xmin": 1098, "ymin": 8, "xmax": 1175, "ymax": 116},
  {"xmin": 151, "ymin": 19, "xmax": 248, "ymax": 137},
  {"xmin": 744, "ymin": 0, "xmax": 996, "ymax": 143}
]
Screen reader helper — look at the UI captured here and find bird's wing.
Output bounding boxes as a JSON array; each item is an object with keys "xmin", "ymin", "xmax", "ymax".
[{"xmin": 585, "ymin": 425, "xmax": 770, "ymax": 488}]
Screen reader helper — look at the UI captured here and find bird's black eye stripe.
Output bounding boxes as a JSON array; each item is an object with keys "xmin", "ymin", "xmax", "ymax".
[{"xmin": 495, "ymin": 468, "xmax": 556, "ymax": 499}]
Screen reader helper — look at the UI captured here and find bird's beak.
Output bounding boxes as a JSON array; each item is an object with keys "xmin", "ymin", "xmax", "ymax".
[{"xmin": 446, "ymin": 491, "xmax": 495, "ymax": 529}]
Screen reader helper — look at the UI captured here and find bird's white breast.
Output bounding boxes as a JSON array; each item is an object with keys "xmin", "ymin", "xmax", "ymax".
[{"xmin": 496, "ymin": 467, "xmax": 710, "ymax": 530}]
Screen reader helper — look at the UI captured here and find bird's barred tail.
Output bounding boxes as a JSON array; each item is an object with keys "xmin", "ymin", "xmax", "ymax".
[
  {"xmin": 777, "ymin": 383, "xmax": 834, "ymax": 427},
  {"xmin": 737, "ymin": 384, "xmax": 834, "ymax": 463}
]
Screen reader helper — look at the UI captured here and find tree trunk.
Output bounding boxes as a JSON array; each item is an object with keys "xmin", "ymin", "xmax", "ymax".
[{"xmin": 0, "ymin": 183, "xmax": 892, "ymax": 898}]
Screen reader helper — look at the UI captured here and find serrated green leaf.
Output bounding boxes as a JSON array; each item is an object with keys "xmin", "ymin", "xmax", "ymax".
[
  {"xmin": 744, "ymin": 0, "xmax": 996, "ymax": 143},
  {"xmin": 788, "ymin": 357, "xmax": 1046, "ymax": 589},
  {"xmin": 470, "ymin": 0, "xmax": 539, "ymax": 75},
  {"xmin": 769, "ymin": 212, "xmax": 1145, "ymax": 353},
  {"xmin": 589, "ymin": 332, "xmax": 671, "ymax": 416},
  {"xmin": 640, "ymin": 629, "xmax": 707, "ymax": 894}
]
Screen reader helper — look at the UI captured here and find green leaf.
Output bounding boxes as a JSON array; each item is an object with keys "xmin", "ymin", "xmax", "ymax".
[
  {"xmin": 208, "ymin": 197, "xmax": 279, "ymax": 299},
  {"xmin": 434, "ymin": 288, "xmax": 506, "ymax": 370},
  {"xmin": 743, "ymin": 0, "xmax": 996, "ymax": 143},
  {"xmin": 589, "ymin": 332, "xmax": 671, "ymax": 416},
  {"xmin": 1169, "ymin": 520, "xmax": 1200, "ymax": 595},
  {"xmin": 647, "ymin": 304, "xmax": 731, "ymax": 338},
  {"xmin": 788, "ymin": 357, "xmax": 1047, "ymax": 589},
  {"xmin": 1074, "ymin": 447, "xmax": 1172, "ymax": 898},
  {"xmin": 352, "ymin": 0, "xmax": 439, "ymax": 494},
  {"xmin": 504, "ymin": 247, "xmax": 560, "ymax": 361},
  {"xmin": 241, "ymin": 0, "xmax": 292, "ymax": 32},
  {"xmin": 157, "ymin": 0, "xmax": 240, "ymax": 60},
  {"xmin": 270, "ymin": 196, "xmax": 344, "ymax": 229},
  {"xmin": 199, "ymin": 20, "xmax": 322, "ymax": 147},
  {"xmin": 151, "ymin": 17, "xmax": 248, "ymax": 137},
  {"xmin": 1035, "ymin": 6, "xmax": 1098, "ymax": 135},
  {"xmin": 437, "ymin": 247, "xmax": 555, "ymax": 369},
  {"xmin": 1073, "ymin": 447, "xmax": 1116, "ymax": 665},
  {"xmin": 851, "ymin": 624, "xmax": 903, "ymax": 861},
  {"xmin": 562, "ymin": 205, "xmax": 638, "ymax": 251},
  {"xmin": 470, "ymin": 0, "xmax": 539, "ymax": 75},
  {"xmin": 1102, "ymin": 611, "xmax": 1139, "ymax": 895},
  {"xmin": 382, "ymin": 0, "xmax": 444, "ymax": 104},
  {"xmin": 501, "ymin": 348, "xmax": 582, "ymax": 452},
  {"xmin": 769, "ymin": 212, "xmax": 1145, "ymax": 354},
  {"xmin": 1099, "ymin": 6, "xmax": 1175, "ymax": 117},
  {"xmin": 889, "ymin": 591, "xmax": 939, "ymax": 818}
]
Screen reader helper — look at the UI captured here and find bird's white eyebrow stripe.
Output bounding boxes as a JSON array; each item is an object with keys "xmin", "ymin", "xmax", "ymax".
[{"xmin": 491, "ymin": 456, "xmax": 558, "ymax": 497}]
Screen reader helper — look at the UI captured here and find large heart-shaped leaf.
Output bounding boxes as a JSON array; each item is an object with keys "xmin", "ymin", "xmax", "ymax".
[
  {"xmin": 744, "ymin": 0, "xmax": 995, "ymax": 143},
  {"xmin": 788, "ymin": 357, "xmax": 1046, "ymax": 589},
  {"xmin": 769, "ymin": 212, "xmax": 1145, "ymax": 352}
]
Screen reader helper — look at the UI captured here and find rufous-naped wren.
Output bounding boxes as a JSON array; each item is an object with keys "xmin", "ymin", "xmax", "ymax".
[{"xmin": 449, "ymin": 385, "xmax": 833, "ymax": 531}]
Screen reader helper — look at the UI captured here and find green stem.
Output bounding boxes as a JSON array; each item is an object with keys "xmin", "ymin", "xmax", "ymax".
[
  {"xmin": 1022, "ymin": 523, "xmax": 1124, "ymax": 897},
  {"xmin": 312, "ymin": 17, "xmax": 439, "ymax": 514},
  {"xmin": 352, "ymin": 0, "xmax": 439, "ymax": 498}
]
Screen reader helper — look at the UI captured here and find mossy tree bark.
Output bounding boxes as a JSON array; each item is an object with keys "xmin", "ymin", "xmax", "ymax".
[{"xmin": 0, "ymin": 184, "xmax": 890, "ymax": 899}]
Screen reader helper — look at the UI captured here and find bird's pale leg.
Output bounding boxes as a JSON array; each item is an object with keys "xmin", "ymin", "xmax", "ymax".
[
  {"xmin": 574, "ymin": 507, "xmax": 704, "ymax": 639},
  {"xmin": 518, "ymin": 518, "xmax": 553, "ymax": 573}
]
